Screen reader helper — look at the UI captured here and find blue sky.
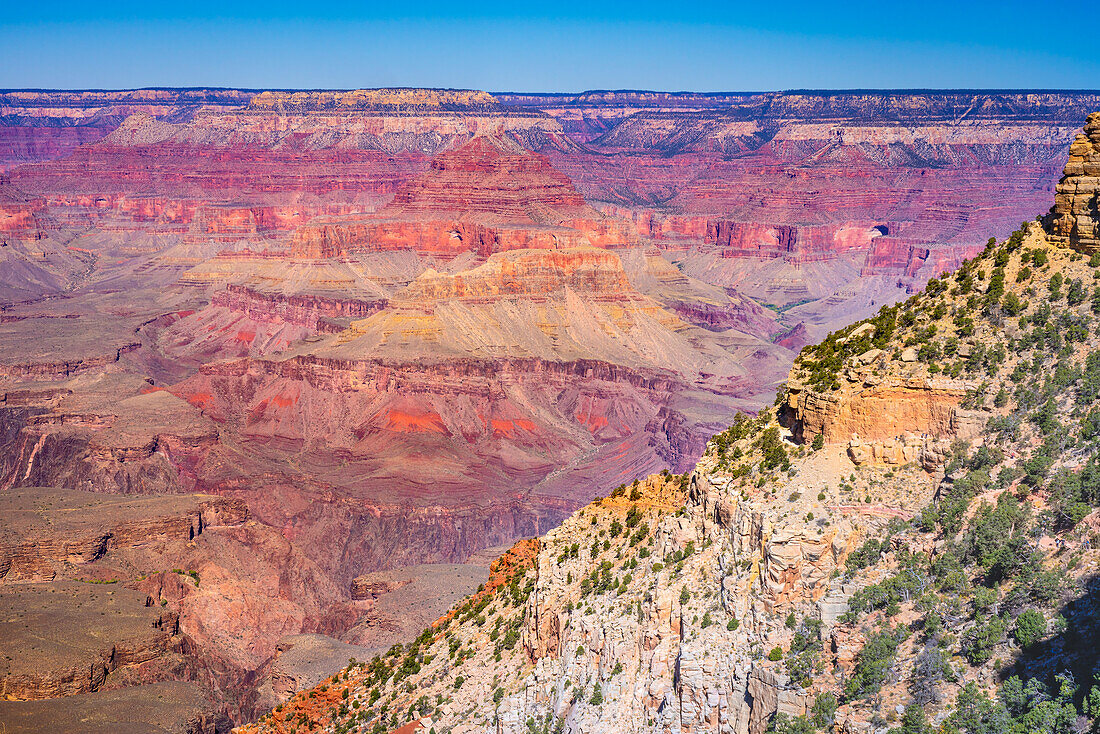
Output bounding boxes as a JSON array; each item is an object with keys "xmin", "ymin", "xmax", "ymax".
[{"xmin": 1, "ymin": 1, "xmax": 1096, "ymax": 91}]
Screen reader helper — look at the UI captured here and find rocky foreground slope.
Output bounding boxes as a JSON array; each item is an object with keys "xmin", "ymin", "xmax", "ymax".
[{"xmin": 238, "ymin": 115, "xmax": 1100, "ymax": 734}]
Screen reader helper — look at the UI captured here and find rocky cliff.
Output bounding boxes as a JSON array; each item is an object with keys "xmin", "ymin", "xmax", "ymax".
[
  {"xmin": 0, "ymin": 483, "xmax": 374, "ymax": 729},
  {"xmin": 1046, "ymin": 111, "xmax": 1100, "ymax": 253}
]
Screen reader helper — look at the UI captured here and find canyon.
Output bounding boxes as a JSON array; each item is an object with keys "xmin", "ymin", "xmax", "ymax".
[
  {"xmin": 236, "ymin": 116, "xmax": 1100, "ymax": 734},
  {"xmin": 1, "ymin": 87, "xmax": 1098, "ymax": 731}
]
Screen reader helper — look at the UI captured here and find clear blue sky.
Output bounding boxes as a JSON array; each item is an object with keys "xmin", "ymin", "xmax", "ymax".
[{"xmin": 1, "ymin": 0, "xmax": 1096, "ymax": 91}]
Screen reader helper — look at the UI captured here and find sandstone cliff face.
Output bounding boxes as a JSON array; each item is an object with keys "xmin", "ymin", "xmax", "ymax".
[
  {"xmin": 213, "ymin": 285, "xmax": 386, "ymax": 329},
  {"xmin": 785, "ymin": 375, "xmax": 973, "ymax": 445},
  {"xmin": 781, "ymin": 242, "xmax": 1028, "ymax": 453},
  {"xmin": 503, "ymin": 471, "xmax": 837, "ymax": 734},
  {"xmin": 396, "ymin": 248, "xmax": 636, "ymax": 302},
  {"xmin": 292, "ymin": 218, "xmax": 599, "ymax": 260},
  {"xmin": 1046, "ymin": 111, "xmax": 1100, "ymax": 253}
]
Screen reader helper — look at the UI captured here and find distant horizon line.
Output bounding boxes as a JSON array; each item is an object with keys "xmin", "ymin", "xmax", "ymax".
[{"xmin": 4, "ymin": 86, "xmax": 1100, "ymax": 96}]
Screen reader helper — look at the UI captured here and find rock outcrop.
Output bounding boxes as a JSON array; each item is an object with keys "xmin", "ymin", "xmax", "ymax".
[
  {"xmin": 0, "ymin": 485, "xmax": 369, "ymax": 726},
  {"xmin": 0, "ymin": 379, "xmax": 219, "ymax": 495},
  {"xmin": 785, "ymin": 375, "xmax": 974, "ymax": 444},
  {"xmin": 1047, "ymin": 111, "xmax": 1100, "ymax": 253},
  {"xmin": 0, "ymin": 487, "xmax": 247, "ymax": 583},
  {"xmin": 0, "ymin": 581, "xmax": 185, "ymax": 700}
]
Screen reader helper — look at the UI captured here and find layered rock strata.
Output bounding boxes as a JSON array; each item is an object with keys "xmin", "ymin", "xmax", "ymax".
[
  {"xmin": 290, "ymin": 136, "xmax": 630, "ymax": 258},
  {"xmin": 1046, "ymin": 111, "xmax": 1100, "ymax": 253}
]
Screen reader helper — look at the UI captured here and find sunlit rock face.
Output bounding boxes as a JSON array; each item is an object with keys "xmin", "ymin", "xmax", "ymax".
[{"xmin": 1046, "ymin": 111, "xmax": 1100, "ymax": 253}]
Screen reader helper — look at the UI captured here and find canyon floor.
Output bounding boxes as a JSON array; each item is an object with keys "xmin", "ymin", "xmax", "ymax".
[{"xmin": 1, "ymin": 89, "xmax": 1098, "ymax": 731}]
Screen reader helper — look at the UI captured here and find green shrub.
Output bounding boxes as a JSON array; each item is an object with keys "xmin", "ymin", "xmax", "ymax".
[
  {"xmin": 810, "ymin": 693, "xmax": 837, "ymax": 728},
  {"xmin": 764, "ymin": 713, "xmax": 815, "ymax": 734},
  {"xmin": 845, "ymin": 537, "xmax": 885, "ymax": 572},
  {"xmin": 1013, "ymin": 609, "xmax": 1046, "ymax": 650},
  {"xmin": 1068, "ymin": 278, "xmax": 1087, "ymax": 305},
  {"xmin": 897, "ymin": 705, "xmax": 932, "ymax": 734},
  {"xmin": 961, "ymin": 616, "xmax": 1006, "ymax": 665},
  {"xmin": 844, "ymin": 628, "xmax": 904, "ymax": 699},
  {"xmin": 1049, "ymin": 271, "xmax": 1065, "ymax": 299}
]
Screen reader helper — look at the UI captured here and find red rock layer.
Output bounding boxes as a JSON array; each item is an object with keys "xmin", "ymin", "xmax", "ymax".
[
  {"xmin": 290, "ymin": 137, "xmax": 631, "ymax": 258},
  {"xmin": 10, "ymin": 142, "xmax": 427, "ymax": 244},
  {"xmin": 704, "ymin": 219, "xmax": 885, "ymax": 260},
  {"xmin": 292, "ymin": 219, "xmax": 595, "ymax": 259},
  {"xmin": 0, "ymin": 175, "xmax": 49, "ymax": 241},
  {"xmin": 174, "ymin": 353, "xmax": 708, "ymax": 513},
  {"xmin": 386, "ymin": 136, "xmax": 585, "ymax": 219}
]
